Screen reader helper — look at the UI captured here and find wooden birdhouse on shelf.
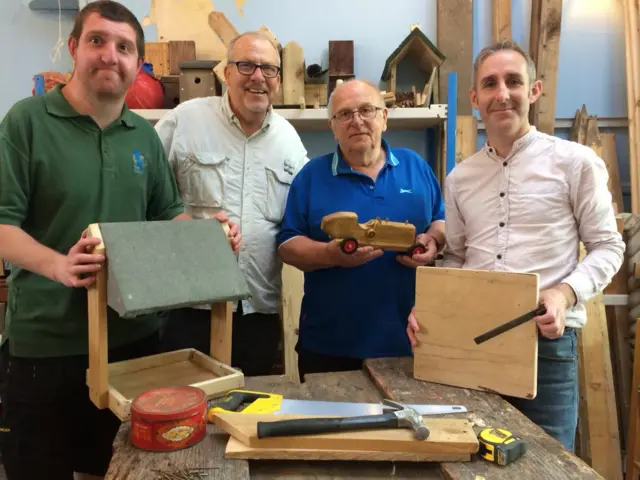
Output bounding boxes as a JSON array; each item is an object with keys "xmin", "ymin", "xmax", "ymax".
[{"xmin": 380, "ymin": 26, "xmax": 445, "ymax": 108}]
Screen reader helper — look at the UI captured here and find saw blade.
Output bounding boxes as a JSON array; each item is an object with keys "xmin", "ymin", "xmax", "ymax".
[{"xmin": 270, "ymin": 399, "xmax": 467, "ymax": 416}]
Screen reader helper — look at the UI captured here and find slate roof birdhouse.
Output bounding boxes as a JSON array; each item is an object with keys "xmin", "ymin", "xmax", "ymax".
[{"xmin": 380, "ymin": 27, "xmax": 445, "ymax": 106}]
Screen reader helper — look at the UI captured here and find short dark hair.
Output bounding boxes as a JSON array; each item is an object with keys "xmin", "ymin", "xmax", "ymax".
[{"xmin": 70, "ymin": 0, "xmax": 145, "ymax": 58}]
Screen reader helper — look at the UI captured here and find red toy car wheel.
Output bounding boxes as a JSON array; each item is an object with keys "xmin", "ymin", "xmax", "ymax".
[
  {"xmin": 409, "ymin": 243, "xmax": 427, "ymax": 256},
  {"xmin": 340, "ymin": 237, "xmax": 359, "ymax": 255}
]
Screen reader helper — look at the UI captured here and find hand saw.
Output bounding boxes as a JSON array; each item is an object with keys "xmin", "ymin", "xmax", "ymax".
[{"xmin": 207, "ymin": 389, "xmax": 467, "ymax": 422}]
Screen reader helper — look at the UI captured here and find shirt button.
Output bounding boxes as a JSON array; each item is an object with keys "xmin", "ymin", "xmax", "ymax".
[
  {"xmin": 503, "ymin": 161, "xmax": 507, "ymax": 167},
  {"xmin": 497, "ymin": 254, "xmax": 502, "ymax": 259},
  {"xmin": 500, "ymin": 192, "xmax": 505, "ymax": 197},
  {"xmin": 369, "ymin": 186, "xmax": 374, "ymax": 190},
  {"xmin": 488, "ymin": 148, "xmax": 493, "ymax": 153},
  {"xmin": 499, "ymin": 222, "xmax": 505, "ymax": 227}
]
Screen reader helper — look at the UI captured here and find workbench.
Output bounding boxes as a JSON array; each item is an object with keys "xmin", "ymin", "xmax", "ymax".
[{"xmin": 106, "ymin": 357, "xmax": 603, "ymax": 479}]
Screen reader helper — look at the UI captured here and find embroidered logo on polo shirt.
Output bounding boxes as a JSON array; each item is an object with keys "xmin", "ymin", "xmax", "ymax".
[
  {"xmin": 400, "ymin": 188, "xmax": 412, "ymax": 194},
  {"xmin": 133, "ymin": 150, "xmax": 145, "ymax": 174}
]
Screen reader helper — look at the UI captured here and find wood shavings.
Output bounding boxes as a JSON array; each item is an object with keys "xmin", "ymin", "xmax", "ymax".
[
  {"xmin": 468, "ymin": 413, "xmax": 486, "ymax": 428},
  {"xmin": 153, "ymin": 467, "xmax": 218, "ymax": 479}
]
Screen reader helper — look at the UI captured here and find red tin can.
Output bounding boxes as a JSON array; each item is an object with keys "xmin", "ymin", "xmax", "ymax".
[{"xmin": 130, "ymin": 386, "xmax": 207, "ymax": 452}]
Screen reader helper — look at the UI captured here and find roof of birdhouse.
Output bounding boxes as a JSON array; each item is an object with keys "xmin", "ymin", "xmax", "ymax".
[{"xmin": 380, "ymin": 27, "xmax": 446, "ymax": 81}]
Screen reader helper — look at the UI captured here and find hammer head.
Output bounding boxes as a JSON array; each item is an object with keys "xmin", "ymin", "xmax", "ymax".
[{"xmin": 382, "ymin": 399, "xmax": 430, "ymax": 440}]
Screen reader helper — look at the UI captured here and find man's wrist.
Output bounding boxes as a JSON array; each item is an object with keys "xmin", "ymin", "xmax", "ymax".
[{"xmin": 552, "ymin": 283, "xmax": 577, "ymax": 309}]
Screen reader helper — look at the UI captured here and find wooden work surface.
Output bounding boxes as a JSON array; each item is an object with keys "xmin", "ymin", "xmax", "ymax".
[{"xmin": 106, "ymin": 357, "xmax": 603, "ymax": 479}]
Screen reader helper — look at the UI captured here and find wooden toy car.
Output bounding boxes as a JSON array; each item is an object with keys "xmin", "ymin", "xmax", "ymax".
[{"xmin": 320, "ymin": 211, "xmax": 426, "ymax": 256}]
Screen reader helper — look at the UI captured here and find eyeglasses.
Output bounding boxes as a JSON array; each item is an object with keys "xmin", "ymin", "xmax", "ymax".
[
  {"xmin": 332, "ymin": 104, "xmax": 383, "ymax": 123},
  {"xmin": 229, "ymin": 61, "xmax": 280, "ymax": 78}
]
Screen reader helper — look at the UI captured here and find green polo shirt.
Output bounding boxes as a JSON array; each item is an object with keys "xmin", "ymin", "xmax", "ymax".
[{"xmin": 0, "ymin": 84, "xmax": 185, "ymax": 358}]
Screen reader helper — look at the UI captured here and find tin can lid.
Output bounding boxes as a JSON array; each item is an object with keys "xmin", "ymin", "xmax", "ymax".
[{"xmin": 132, "ymin": 386, "xmax": 206, "ymax": 419}]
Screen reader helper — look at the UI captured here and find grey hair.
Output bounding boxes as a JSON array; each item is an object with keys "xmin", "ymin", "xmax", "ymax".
[
  {"xmin": 472, "ymin": 39, "xmax": 537, "ymax": 89},
  {"xmin": 226, "ymin": 31, "xmax": 281, "ymax": 67},
  {"xmin": 326, "ymin": 78, "xmax": 386, "ymax": 119}
]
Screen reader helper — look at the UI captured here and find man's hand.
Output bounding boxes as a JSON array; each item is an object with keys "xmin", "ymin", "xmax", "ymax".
[
  {"xmin": 325, "ymin": 240, "xmax": 383, "ymax": 268},
  {"xmin": 210, "ymin": 211, "xmax": 242, "ymax": 254},
  {"xmin": 406, "ymin": 306, "xmax": 420, "ymax": 348},
  {"xmin": 396, "ymin": 233, "xmax": 438, "ymax": 268},
  {"xmin": 534, "ymin": 287, "xmax": 570, "ymax": 339},
  {"xmin": 52, "ymin": 231, "xmax": 105, "ymax": 288}
]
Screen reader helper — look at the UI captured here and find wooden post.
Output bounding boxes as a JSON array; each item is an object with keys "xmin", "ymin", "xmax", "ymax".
[
  {"xmin": 210, "ymin": 302, "xmax": 233, "ymax": 366},
  {"xmin": 281, "ymin": 264, "xmax": 304, "ymax": 383},
  {"xmin": 455, "ymin": 115, "xmax": 478, "ymax": 164},
  {"xmin": 86, "ymin": 224, "xmax": 109, "ymax": 409}
]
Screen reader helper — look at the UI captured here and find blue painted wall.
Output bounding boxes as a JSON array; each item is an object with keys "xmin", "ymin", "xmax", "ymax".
[{"xmin": 0, "ymin": 0, "xmax": 629, "ymax": 207}]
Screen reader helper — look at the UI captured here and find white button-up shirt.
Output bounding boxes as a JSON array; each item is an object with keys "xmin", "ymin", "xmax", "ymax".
[
  {"xmin": 442, "ymin": 127, "xmax": 625, "ymax": 328},
  {"xmin": 155, "ymin": 93, "xmax": 309, "ymax": 314}
]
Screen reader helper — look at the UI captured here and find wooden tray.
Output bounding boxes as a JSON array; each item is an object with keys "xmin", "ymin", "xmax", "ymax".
[
  {"xmin": 106, "ymin": 349, "xmax": 243, "ymax": 420},
  {"xmin": 211, "ymin": 412, "xmax": 479, "ymax": 462}
]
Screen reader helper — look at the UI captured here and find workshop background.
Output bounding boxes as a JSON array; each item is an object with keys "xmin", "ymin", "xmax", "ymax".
[{"xmin": 0, "ymin": 0, "xmax": 628, "ymax": 205}]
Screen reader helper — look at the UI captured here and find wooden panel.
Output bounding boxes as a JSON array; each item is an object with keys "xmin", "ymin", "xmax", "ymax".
[
  {"xmin": 304, "ymin": 83, "xmax": 328, "ymax": 108},
  {"xmin": 413, "ymin": 268, "xmax": 539, "ymax": 399},
  {"xmin": 328, "ymin": 40, "xmax": 354, "ymax": 76},
  {"xmin": 211, "ymin": 412, "xmax": 478, "ymax": 457},
  {"xmin": 601, "ymin": 133, "xmax": 623, "ymax": 214},
  {"xmin": 168, "ymin": 40, "xmax": 196, "ymax": 75},
  {"xmin": 623, "ymin": 0, "xmax": 640, "ymax": 212},
  {"xmin": 492, "ymin": 0, "xmax": 511, "ymax": 42},
  {"xmin": 529, "ymin": 0, "xmax": 563, "ymax": 135},
  {"xmin": 455, "ymin": 115, "xmax": 478, "ymax": 163},
  {"xmin": 282, "ymin": 41, "xmax": 305, "ymax": 106},
  {"xmin": 160, "ymin": 75, "xmax": 180, "ymax": 109},
  {"xmin": 211, "ymin": 301, "xmax": 232, "ymax": 365},
  {"xmin": 365, "ymin": 358, "xmax": 606, "ymax": 479},
  {"xmin": 437, "ymin": 0, "xmax": 473, "ymax": 114},
  {"xmin": 145, "ymin": 41, "xmax": 169, "ymax": 77}
]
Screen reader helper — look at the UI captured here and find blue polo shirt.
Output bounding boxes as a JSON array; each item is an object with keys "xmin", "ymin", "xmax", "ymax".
[{"xmin": 277, "ymin": 138, "xmax": 444, "ymax": 359}]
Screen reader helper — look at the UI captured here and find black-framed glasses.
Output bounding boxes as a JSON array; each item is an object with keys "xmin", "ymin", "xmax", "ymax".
[
  {"xmin": 332, "ymin": 104, "xmax": 383, "ymax": 123},
  {"xmin": 229, "ymin": 61, "xmax": 280, "ymax": 78}
]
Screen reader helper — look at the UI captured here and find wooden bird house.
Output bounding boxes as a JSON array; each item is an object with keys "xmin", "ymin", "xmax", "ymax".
[
  {"xmin": 85, "ymin": 219, "xmax": 250, "ymax": 421},
  {"xmin": 380, "ymin": 27, "xmax": 445, "ymax": 107}
]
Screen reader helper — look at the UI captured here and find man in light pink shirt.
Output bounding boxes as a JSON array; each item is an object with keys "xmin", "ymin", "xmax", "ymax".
[{"xmin": 407, "ymin": 40, "xmax": 624, "ymax": 452}]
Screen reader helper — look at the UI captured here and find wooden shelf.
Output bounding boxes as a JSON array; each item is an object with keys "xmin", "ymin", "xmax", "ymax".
[{"xmin": 132, "ymin": 104, "xmax": 448, "ymax": 130}]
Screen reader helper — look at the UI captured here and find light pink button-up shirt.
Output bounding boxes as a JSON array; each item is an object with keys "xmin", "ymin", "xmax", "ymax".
[{"xmin": 442, "ymin": 127, "xmax": 625, "ymax": 328}]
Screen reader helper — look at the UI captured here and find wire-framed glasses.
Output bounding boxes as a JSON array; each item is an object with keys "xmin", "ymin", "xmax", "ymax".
[
  {"xmin": 229, "ymin": 61, "xmax": 280, "ymax": 78},
  {"xmin": 332, "ymin": 104, "xmax": 383, "ymax": 123}
]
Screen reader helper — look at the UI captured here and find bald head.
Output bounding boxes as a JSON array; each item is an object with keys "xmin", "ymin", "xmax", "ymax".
[{"xmin": 327, "ymin": 79, "xmax": 385, "ymax": 118}]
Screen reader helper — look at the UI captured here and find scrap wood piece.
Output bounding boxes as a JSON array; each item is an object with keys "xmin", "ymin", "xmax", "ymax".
[
  {"xmin": 492, "ymin": 0, "xmax": 512, "ymax": 42},
  {"xmin": 282, "ymin": 41, "xmax": 305, "ymax": 106},
  {"xmin": 207, "ymin": 11, "xmax": 239, "ymax": 46},
  {"xmin": 455, "ymin": 115, "xmax": 478, "ymax": 164},
  {"xmin": 168, "ymin": 40, "xmax": 196, "ymax": 75},
  {"xmin": 437, "ymin": 0, "xmax": 473, "ymax": 114},
  {"xmin": 529, "ymin": 0, "xmax": 563, "ymax": 135}
]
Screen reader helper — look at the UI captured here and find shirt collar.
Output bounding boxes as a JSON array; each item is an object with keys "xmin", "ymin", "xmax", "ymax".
[
  {"xmin": 221, "ymin": 90, "xmax": 273, "ymax": 133},
  {"xmin": 331, "ymin": 137, "xmax": 399, "ymax": 176},
  {"xmin": 483, "ymin": 126, "xmax": 538, "ymax": 162},
  {"xmin": 44, "ymin": 84, "xmax": 136, "ymax": 128}
]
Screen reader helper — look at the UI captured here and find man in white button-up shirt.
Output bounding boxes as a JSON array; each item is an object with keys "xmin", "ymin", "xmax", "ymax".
[
  {"xmin": 154, "ymin": 31, "xmax": 309, "ymax": 376},
  {"xmin": 408, "ymin": 40, "xmax": 624, "ymax": 452}
]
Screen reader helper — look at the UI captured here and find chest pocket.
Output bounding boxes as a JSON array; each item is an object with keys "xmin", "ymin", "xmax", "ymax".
[
  {"xmin": 177, "ymin": 152, "xmax": 229, "ymax": 208},
  {"xmin": 510, "ymin": 182, "xmax": 569, "ymax": 224},
  {"xmin": 263, "ymin": 165, "xmax": 294, "ymax": 223}
]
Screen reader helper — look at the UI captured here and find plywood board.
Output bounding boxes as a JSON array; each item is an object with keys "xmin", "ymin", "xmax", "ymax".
[
  {"xmin": 492, "ymin": 0, "xmax": 511, "ymax": 42},
  {"xmin": 413, "ymin": 268, "xmax": 539, "ymax": 399},
  {"xmin": 99, "ymin": 220, "xmax": 250, "ymax": 318},
  {"xmin": 168, "ymin": 40, "xmax": 196, "ymax": 75},
  {"xmin": 211, "ymin": 412, "xmax": 478, "ymax": 457},
  {"xmin": 207, "ymin": 11, "xmax": 239, "ymax": 46},
  {"xmin": 224, "ymin": 436, "xmax": 472, "ymax": 462}
]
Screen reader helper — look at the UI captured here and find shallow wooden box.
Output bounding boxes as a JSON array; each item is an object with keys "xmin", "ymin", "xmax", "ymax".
[{"xmin": 85, "ymin": 222, "xmax": 247, "ymax": 422}]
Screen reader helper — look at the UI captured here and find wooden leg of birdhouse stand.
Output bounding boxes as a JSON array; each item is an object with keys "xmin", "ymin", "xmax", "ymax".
[
  {"xmin": 86, "ymin": 224, "xmax": 109, "ymax": 409},
  {"xmin": 210, "ymin": 302, "xmax": 232, "ymax": 365}
]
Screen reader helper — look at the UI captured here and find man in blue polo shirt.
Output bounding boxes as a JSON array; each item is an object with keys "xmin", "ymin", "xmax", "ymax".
[{"xmin": 277, "ymin": 79, "xmax": 445, "ymax": 381}]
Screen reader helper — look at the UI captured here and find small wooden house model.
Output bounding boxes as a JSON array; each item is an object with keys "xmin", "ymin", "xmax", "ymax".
[{"xmin": 380, "ymin": 27, "xmax": 445, "ymax": 107}]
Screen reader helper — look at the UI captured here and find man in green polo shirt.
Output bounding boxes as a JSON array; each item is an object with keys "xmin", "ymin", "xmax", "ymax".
[{"xmin": 0, "ymin": 2, "xmax": 239, "ymax": 479}]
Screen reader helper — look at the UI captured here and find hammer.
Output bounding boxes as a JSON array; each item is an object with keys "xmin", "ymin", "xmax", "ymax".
[{"xmin": 256, "ymin": 399, "xmax": 430, "ymax": 440}]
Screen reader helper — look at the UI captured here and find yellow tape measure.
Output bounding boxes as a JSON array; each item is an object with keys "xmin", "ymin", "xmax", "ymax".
[{"xmin": 478, "ymin": 427, "xmax": 526, "ymax": 466}]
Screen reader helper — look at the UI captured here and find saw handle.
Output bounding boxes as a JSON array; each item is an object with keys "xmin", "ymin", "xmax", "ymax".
[
  {"xmin": 216, "ymin": 390, "xmax": 270, "ymax": 412},
  {"xmin": 257, "ymin": 412, "xmax": 399, "ymax": 439}
]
